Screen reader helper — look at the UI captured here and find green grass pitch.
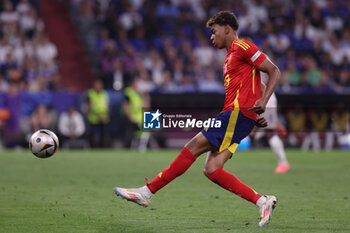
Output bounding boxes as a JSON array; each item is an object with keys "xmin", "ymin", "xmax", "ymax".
[{"xmin": 1, "ymin": 148, "xmax": 350, "ymax": 233}]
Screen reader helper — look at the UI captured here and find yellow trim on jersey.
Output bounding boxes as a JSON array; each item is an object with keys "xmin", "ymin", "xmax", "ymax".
[
  {"xmin": 238, "ymin": 40, "xmax": 250, "ymax": 49},
  {"xmin": 233, "ymin": 39, "xmax": 250, "ymax": 50},
  {"xmin": 219, "ymin": 89, "xmax": 240, "ymax": 152},
  {"xmin": 233, "ymin": 42, "xmax": 248, "ymax": 51},
  {"xmin": 252, "ymin": 67, "xmax": 256, "ymax": 94}
]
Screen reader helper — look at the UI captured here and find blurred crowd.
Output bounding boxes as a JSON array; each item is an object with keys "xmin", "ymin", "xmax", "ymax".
[
  {"xmin": 71, "ymin": 0, "xmax": 350, "ymax": 94},
  {"xmin": 0, "ymin": 0, "xmax": 61, "ymax": 93},
  {"xmin": 1, "ymin": 0, "xmax": 350, "ymax": 150}
]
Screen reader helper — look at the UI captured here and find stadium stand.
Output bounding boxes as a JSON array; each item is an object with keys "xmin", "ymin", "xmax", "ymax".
[{"xmin": 0, "ymin": 0, "xmax": 349, "ymax": 149}]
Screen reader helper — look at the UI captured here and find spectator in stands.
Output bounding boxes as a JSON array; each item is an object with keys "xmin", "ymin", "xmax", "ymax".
[
  {"xmin": 335, "ymin": 70, "xmax": 350, "ymax": 93},
  {"xmin": 64, "ymin": 0, "xmax": 350, "ymax": 96},
  {"xmin": 112, "ymin": 58, "xmax": 125, "ymax": 91},
  {"xmin": 137, "ymin": 70, "xmax": 155, "ymax": 94},
  {"xmin": 303, "ymin": 56, "xmax": 322, "ymax": 86},
  {"xmin": 0, "ymin": 108, "xmax": 10, "ymax": 150},
  {"xmin": 95, "ymin": 28, "xmax": 110, "ymax": 52},
  {"xmin": 198, "ymin": 69, "xmax": 224, "ymax": 93},
  {"xmin": 49, "ymin": 73, "xmax": 64, "ymax": 91},
  {"xmin": 16, "ymin": 0, "xmax": 31, "ymax": 15},
  {"xmin": 35, "ymin": 35, "xmax": 57, "ymax": 66},
  {"xmin": 194, "ymin": 38, "xmax": 215, "ymax": 67},
  {"xmin": 143, "ymin": 50, "xmax": 165, "ymax": 86},
  {"xmin": 1, "ymin": 52, "xmax": 20, "ymax": 82},
  {"xmin": 180, "ymin": 73, "xmax": 196, "ymax": 93},
  {"xmin": 100, "ymin": 39, "xmax": 118, "ymax": 88},
  {"xmin": 30, "ymin": 104, "xmax": 55, "ymax": 132},
  {"xmin": 315, "ymin": 71, "xmax": 335, "ymax": 94},
  {"xmin": 0, "ymin": 2, "xmax": 19, "ymax": 26},
  {"xmin": 0, "ymin": 37, "xmax": 11, "ymax": 64},
  {"xmin": 118, "ymin": 5, "xmax": 143, "ymax": 32},
  {"xmin": 87, "ymin": 79, "xmax": 110, "ymax": 148},
  {"xmin": 157, "ymin": 70, "xmax": 179, "ymax": 93},
  {"xmin": 19, "ymin": 5, "xmax": 37, "ymax": 39},
  {"xmin": 284, "ymin": 61, "xmax": 301, "ymax": 86},
  {"xmin": 38, "ymin": 62, "xmax": 58, "ymax": 89},
  {"xmin": 77, "ymin": 0, "xmax": 98, "ymax": 50},
  {"xmin": 0, "ymin": 74, "xmax": 9, "ymax": 92},
  {"xmin": 58, "ymin": 106, "xmax": 88, "ymax": 149},
  {"xmin": 13, "ymin": 37, "xmax": 34, "ymax": 65},
  {"xmin": 4, "ymin": 81, "xmax": 22, "ymax": 147}
]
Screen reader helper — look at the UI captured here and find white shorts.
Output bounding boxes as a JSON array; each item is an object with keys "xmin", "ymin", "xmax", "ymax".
[{"xmin": 261, "ymin": 107, "xmax": 277, "ymax": 130}]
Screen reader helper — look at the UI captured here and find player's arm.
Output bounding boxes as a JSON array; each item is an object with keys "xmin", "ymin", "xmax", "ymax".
[
  {"xmin": 257, "ymin": 58, "xmax": 280, "ymax": 108},
  {"xmin": 249, "ymin": 57, "xmax": 280, "ymax": 114},
  {"xmin": 261, "ymin": 81, "xmax": 266, "ymax": 97},
  {"xmin": 254, "ymin": 81, "xmax": 268, "ymax": 128}
]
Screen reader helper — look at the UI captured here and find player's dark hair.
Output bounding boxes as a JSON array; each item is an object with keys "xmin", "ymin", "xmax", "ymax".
[{"xmin": 206, "ymin": 11, "xmax": 239, "ymax": 31}]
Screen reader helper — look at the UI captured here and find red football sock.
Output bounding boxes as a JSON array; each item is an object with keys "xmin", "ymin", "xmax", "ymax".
[
  {"xmin": 208, "ymin": 168, "xmax": 261, "ymax": 204},
  {"xmin": 146, "ymin": 147, "xmax": 196, "ymax": 194}
]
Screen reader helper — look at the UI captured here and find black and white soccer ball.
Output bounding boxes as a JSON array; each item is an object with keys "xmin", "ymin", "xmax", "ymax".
[{"xmin": 29, "ymin": 129, "xmax": 59, "ymax": 158}]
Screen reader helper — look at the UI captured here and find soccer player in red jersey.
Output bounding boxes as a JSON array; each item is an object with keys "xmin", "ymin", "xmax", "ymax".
[{"xmin": 114, "ymin": 11, "xmax": 281, "ymax": 227}]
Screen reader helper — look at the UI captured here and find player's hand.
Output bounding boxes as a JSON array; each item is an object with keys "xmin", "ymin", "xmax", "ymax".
[
  {"xmin": 256, "ymin": 117, "xmax": 267, "ymax": 128},
  {"xmin": 248, "ymin": 99, "xmax": 266, "ymax": 114}
]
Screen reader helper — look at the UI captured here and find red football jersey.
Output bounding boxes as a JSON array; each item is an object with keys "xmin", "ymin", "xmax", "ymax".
[{"xmin": 221, "ymin": 38, "xmax": 266, "ymax": 121}]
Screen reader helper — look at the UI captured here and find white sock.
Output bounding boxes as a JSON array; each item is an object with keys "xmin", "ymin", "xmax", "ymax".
[
  {"xmin": 141, "ymin": 185, "xmax": 153, "ymax": 199},
  {"xmin": 256, "ymin": 196, "xmax": 267, "ymax": 207},
  {"xmin": 269, "ymin": 134, "xmax": 288, "ymax": 164}
]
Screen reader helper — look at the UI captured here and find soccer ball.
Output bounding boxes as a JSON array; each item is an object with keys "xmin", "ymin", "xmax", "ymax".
[{"xmin": 29, "ymin": 129, "xmax": 59, "ymax": 158}]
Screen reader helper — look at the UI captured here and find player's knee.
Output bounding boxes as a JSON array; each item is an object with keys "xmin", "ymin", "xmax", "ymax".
[
  {"xmin": 203, "ymin": 166, "xmax": 218, "ymax": 177},
  {"xmin": 203, "ymin": 168, "xmax": 211, "ymax": 177}
]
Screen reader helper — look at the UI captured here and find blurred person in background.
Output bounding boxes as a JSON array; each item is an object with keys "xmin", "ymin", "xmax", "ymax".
[
  {"xmin": 325, "ymin": 104, "xmax": 349, "ymax": 150},
  {"xmin": 30, "ymin": 104, "xmax": 55, "ymax": 132},
  {"xmin": 58, "ymin": 106, "xmax": 87, "ymax": 149},
  {"xmin": 286, "ymin": 105, "xmax": 306, "ymax": 147},
  {"xmin": 0, "ymin": 1, "xmax": 19, "ymax": 27},
  {"xmin": 35, "ymin": 35, "xmax": 57, "ymax": 66},
  {"xmin": 0, "ymin": 108, "xmax": 10, "ymax": 150},
  {"xmin": 87, "ymin": 79, "xmax": 110, "ymax": 148},
  {"xmin": 3, "ymin": 81, "xmax": 22, "ymax": 148},
  {"xmin": 198, "ymin": 69, "xmax": 224, "ymax": 93},
  {"xmin": 0, "ymin": 74, "xmax": 9, "ymax": 91},
  {"xmin": 251, "ymin": 90, "xmax": 290, "ymax": 173},
  {"xmin": 1, "ymin": 52, "xmax": 21, "ymax": 82},
  {"xmin": 301, "ymin": 108, "xmax": 328, "ymax": 152},
  {"xmin": 122, "ymin": 78, "xmax": 144, "ymax": 149}
]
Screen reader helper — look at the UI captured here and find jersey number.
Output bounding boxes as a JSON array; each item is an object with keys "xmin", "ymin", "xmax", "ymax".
[{"xmin": 224, "ymin": 74, "xmax": 230, "ymax": 87}]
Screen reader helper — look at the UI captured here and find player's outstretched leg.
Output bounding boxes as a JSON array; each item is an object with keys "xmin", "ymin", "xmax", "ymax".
[
  {"xmin": 114, "ymin": 147, "xmax": 197, "ymax": 207},
  {"xmin": 114, "ymin": 133, "xmax": 213, "ymax": 207}
]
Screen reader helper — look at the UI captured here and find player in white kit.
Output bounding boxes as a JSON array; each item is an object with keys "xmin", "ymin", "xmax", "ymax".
[
  {"xmin": 251, "ymin": 73, "xmax": 290, "ymax": 173},
  {"xmin": 261, "ymin": 92, "xmax": 290, "ymax": 173}
]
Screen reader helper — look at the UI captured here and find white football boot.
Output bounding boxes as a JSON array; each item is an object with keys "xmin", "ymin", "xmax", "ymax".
[
  {"xmin": 258, "ymin": 195, "xmax": 277, "ymax": 227},
  {"xmin": 114, "ymin": 186, "xmax": 152, "ymax": 207}
]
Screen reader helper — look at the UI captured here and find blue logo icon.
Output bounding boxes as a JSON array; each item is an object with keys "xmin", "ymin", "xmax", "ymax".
[{"xmin": 143, "ymin": 109, "xmax": 162, "ymax": 129}]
